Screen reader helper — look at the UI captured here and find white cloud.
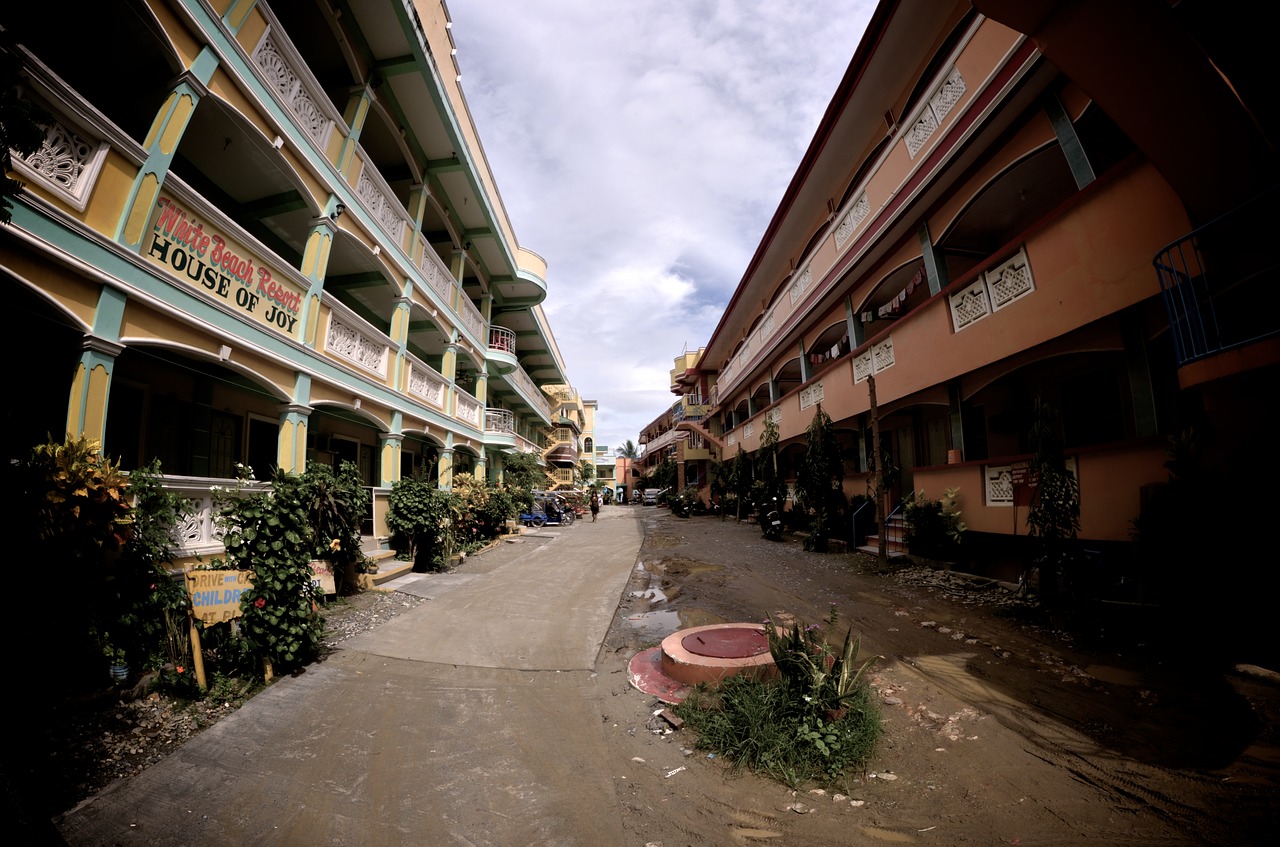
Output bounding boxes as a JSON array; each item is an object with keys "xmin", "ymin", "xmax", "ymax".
[{"xmin": 448, "ymin": 1, "xmax": 875, "ymax": 454}]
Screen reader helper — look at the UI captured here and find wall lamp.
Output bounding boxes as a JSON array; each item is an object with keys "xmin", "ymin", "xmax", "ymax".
[{"xmin": 331, "ymin": 202, "xmax": 346, "ymax": 221}]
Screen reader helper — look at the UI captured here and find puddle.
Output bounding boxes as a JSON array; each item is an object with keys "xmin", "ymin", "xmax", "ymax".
[
  {"xmin": 631, "ymin": 586, "xmax": 669, "ymax": 604},
  {"xmin": 626, "ymin": 607, "xmax": 729, "ymax": 641}
]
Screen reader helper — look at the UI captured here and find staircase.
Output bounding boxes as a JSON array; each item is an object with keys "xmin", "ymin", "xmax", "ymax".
[{"xmin": 855, "ymin": 513, "xmax": 909, "ymax": 557}]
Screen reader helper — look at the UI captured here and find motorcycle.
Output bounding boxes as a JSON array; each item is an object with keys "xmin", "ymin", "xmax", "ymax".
[
  {"xmin": 759, "ymin": 497, "xmax": 782, "ymax": 540},
  {"xmin": 521, "ymin": 496, "xmax": 575, "ymax": 527},
  {"xmin": 670, "ymin": 497, "xmax": 690, "ymax": 518}
]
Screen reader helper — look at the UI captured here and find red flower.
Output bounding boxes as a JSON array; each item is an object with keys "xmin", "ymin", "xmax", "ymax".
[
  {"xmin": 254, "ymin": 597, "xmax": 266, "ymax": 608},
  {"xmin": 176, "ymin": 666, "xmax": 185, "ymax": 674}
]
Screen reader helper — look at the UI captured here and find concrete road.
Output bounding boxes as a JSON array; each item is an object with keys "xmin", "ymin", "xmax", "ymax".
[{"xmin": 55, "ymin": 509, "xmax": 644, "ymax": 847}]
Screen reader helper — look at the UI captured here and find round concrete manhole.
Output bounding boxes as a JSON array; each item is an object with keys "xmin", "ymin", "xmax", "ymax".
[{"xmin": 680, "ymin": 627, "xmax": 769, "ymax": 658}]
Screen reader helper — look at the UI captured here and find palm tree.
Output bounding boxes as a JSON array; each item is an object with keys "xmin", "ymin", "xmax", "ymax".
[{"xmin": 615, "ymin": 439, "xmax": 640, "ymax": 459}]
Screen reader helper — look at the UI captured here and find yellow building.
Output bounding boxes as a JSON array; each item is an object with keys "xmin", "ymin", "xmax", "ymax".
[{"xmin": 3, "ymin": 1, "xmax": 577, "ymax": 555}]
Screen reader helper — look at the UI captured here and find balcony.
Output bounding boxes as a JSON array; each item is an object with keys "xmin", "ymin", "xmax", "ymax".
[
  {"xmin": 1154, "ymin": 189, "xmax": 1280, "ymax": 376},
  {"xmin": 487, "ymin": 325, "xmax": 518, "ymax": 375},
  {"xmin": 484, "ymin": 407, "xmax": 514, "ymax": 434}
]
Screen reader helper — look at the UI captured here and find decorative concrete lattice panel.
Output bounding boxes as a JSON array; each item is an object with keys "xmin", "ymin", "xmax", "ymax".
[
  {"xmin": 356, "ymin": 168, "xmax": 407, "ymax": 244},
  {"xmin": 835, "ymin": 194, "xmax": 871, "ymax": 248},
  {"xmin": 986, "ymin": 249, "xmax": 1035, "ymax": 310},
  {"xmin": 744, "ymin": 422, "xmax": 755, "ymax": 439},
  {"xmin": 327, "ymin": 316, "xmax": 388, "ymax": 376},
  {"xmin": 853, "ymin": 352, "xmax": 874, "ymax": 383},
  {"xmin": 789, "ymin": 266, "xmax": 813, "ymax": 305},
  {"xmin": 253, "ymin": 32, "xmax": 333, "ymax": 146},
  {"xmin": 905, "ymin": 66, "xmax": 965, "ymax": 158},
  {"xmin": 872, "ymin": 338, "xmax": 895, "ymax": 372},
  {"xmin": 409, "ymin": 364, "xmax": 446, "ymax": 408},
  {"xmin": 17, "ymin": 118, "xmax": 108, "ymax": 210},
  {"xmin": 799, "ymin": 381, "xmax": 825, "ymax": 410},
  {"xmin": 985, "ymin": 465, "xmax": 1014, "ymax": 506},
  {"xmin": 950, "ymin": 279, "xmax": 991, "ymax": 331},
  {"xmin": 419, "ymin": 251, "xmax": 453, "ymax": 298}
]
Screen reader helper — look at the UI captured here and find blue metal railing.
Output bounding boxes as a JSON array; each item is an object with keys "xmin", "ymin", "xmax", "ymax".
[{"xmin": 1153, "ymin": 189, "xmax": 1279, "ymax": 365}]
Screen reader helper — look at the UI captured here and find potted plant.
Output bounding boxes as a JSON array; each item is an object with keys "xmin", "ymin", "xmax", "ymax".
[{"xmin": 100, "ymin": 634, "xmax": 128, "ymax": 684}]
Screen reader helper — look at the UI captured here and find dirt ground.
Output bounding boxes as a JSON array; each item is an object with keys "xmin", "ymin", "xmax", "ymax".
[{"xmin": 594, "ymin": 508, "xmax": 1279, "ymax": 847}]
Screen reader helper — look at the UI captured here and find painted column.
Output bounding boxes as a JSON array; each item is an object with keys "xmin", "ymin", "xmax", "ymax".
[
  {"xmin": 380, "ymin": 432, "xmax": 403, "ymax": 487},
  {"xmin": 442, "ymin": 338, "xmax": 458, "ymax": 417},
  {"xmin": 799, "ymin": 342, "xmax": 812, "ymax": 383},
  {"xmin": 66, "ymin": 286, "xmax": 128, "ymax": 443},
  {"xmin": 336, "ymin": 85, "xmax": 375, "ymax": 181},
  {"xmin": 278, "ymin": 403, "xmax": 312, "ymax": 474},
  {"xmin": 474, "ymin": 447, "xmax": 487, "ymax": 482},
  {"xmin": 299, "ymin": 214, "xmax": 339, "ymax": 348},
  {"xmin": 437, "ymin": 445, "xmax": 454, "ymax": 490},
  {"xmin": 277, "ymin": 372, "xmax": 314, "ymax": 473},
  {"xmin": 845, "ymin": 296, "xmax": 866, "ymax": 350},
  {"xmin": 68, "ymin": 336, "xmax": 123, "ymax": 444},
  {"xmin": 389, "ymin": 290, "xmax": 412, "ymax": 391},
  {"xmin": 474, "ymin": 370, "xmax": 488, "ymax": 405},
  {"xmin": 116, "ymin": 56, "xmax": 218, "ymax": 251},
  {"xmin": 918, "ymin": 224, "xmax": 948, "ymax": 296}
]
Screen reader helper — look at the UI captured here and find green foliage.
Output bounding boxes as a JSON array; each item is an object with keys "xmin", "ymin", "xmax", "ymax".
[
  {"xmin": 643, "ymin": 458, "xmax": 677, "ymax": 493},
  {"xmin": 675, "ymin": 671, "xmax": 880, "ymax": 789},
  {"xmin": 903, "ymin": 487, "xmax": 967, "ymax": 559},
  {"xmin": 386, "ymin": 472, "xmax": 460, "ymax": 571},
  {"xmin": 795, "ymin": 406, "xmax": 846, "ymax": 551},
  {"xmin": 11, "ymin": 437, "xmax": 159, "ymax": 686},
  {"xmin": 450, "ymin": 475, "xmax": 518, "ymax": 553},
  {"xmin": 577, "ymin": 458, "xmax": 596, "ymax": 484},
  {"xmin": 23, "ymin": 435, "xmax": 135, "ymax": 563},
  {"xmin": 297, "ymin": 461, "xmax": 369, "ymax": 593},
  {"xmin": 765, "ymin": 618, "xmax": 877, "ymax": 714},
  {"xmin": 214, "ymin": 469, "xmax": 322, "ymax": 675},
  {"xmin": 677, "ymin": 618, "xmax": 881, "ymax": 789},
  {"xmin": 1024, "ymin": 398, "xmax": 1081, "ymax": 602},
  {"xmin": 501, "ymin": 451, "xmax": 542, "ymax": 510},
  {"xmin": 614, "ymin": 440, "xmax": 640, "ymax": 459},
  {"xmin": 115, "ymin": 460, "xmax": 193, "ymax": 669}
]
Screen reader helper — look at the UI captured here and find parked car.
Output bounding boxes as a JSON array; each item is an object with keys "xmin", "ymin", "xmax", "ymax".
[{"xmin": 642, "ymin": 488, "xmax": 664, "ymax": 506}]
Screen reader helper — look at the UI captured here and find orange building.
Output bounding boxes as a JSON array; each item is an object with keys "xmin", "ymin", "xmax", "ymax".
[{"xmin": 664, "ymin": 0, "xmax": 1276, "ymax": 607}]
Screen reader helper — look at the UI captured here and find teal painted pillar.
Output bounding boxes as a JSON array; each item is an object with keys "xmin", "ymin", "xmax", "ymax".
[
  {"xmin": 116, "ymin": 52, "xmax": 219, "ymax": 251},
  {"xmin": 918, "ymin": 223, "xmax": 948, "ymax": 296}
]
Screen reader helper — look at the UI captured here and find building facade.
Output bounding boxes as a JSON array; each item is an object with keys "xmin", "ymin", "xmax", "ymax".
[
  {"xmin": 3, "ymin": 0, "xmax": 578, "ymax": 556},
  {"xmin": 668, "ymin": 0, "xmax": 1275, "ymax": 583}
]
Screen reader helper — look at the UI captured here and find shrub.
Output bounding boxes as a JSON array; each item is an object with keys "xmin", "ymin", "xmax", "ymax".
[
  {"xmin": 903, "ymin": 487, "xmax": 966, "ymax": 559},
  {"xmin": 298, "ymin": 461, "xmax": 369, "ymax": 593},
  {"xmin": 214, "ymin": 469, "xmax": 322, "ymax": 676},
  {"xmin": 675, "ymin": 620, "xmax": 881, "ymax": 790},
  {"xmin": 386, "ymin": 473, "xmax": 459, "ymax": 570}
]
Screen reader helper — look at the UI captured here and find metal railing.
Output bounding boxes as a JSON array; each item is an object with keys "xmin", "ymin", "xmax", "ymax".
[
  {"xmin": 484, "ymin": 407, "xmax": 514, "ymax": 433},
  {"xmin": 1153, "ymin": 189, "xmax": 1280, "ymax": 365},
  {"xmin": 488, "ymin": 325, "xmax": 516, "ymax": 354}
]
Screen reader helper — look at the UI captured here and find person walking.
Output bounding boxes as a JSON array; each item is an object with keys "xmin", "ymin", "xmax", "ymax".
[{"xmin": 590, "ymin": 490, "xmax": 600, "ymax": 522}]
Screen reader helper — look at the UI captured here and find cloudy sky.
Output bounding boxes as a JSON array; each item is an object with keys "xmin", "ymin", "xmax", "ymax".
[{"xmin": 447, "ymin": 1, "xmax": 875, "ymax": 455}]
